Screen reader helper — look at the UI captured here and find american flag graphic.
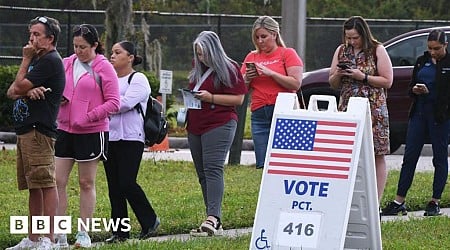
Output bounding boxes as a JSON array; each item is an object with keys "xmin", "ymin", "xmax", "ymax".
[{"xmin": 267, "ymin": 118, "xmax": 357, "ymax": 179}]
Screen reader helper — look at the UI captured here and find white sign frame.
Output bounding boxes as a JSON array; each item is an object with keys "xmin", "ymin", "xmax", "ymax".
[{"xmin": 250, "ymin": 93, "xmax": 381, "ymax": 250}]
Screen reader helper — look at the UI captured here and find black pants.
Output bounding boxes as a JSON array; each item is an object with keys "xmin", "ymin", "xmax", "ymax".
[{"xmin": 104, "ymin": 140, "xmax": 157, "ymax": 237}]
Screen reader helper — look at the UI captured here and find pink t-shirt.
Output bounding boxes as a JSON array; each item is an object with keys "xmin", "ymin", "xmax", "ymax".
[{"xmin": 241, "ymin": 47, "xmax": 303, "ymax": 111}]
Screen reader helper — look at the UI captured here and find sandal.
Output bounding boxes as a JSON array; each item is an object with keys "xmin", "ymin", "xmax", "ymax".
[
  {"xmin": 190, "ymin": 227, "xmax": 208, "ymax": 237},
  {"xmin": 200, "ymin": 219, "xmax": 223, "ymax": 236}
]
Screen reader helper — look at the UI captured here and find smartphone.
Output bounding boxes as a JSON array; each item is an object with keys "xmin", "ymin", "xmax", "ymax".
[
  {"xmin": 337, "ymin": 62, "xmax": 351, "ymax": 70},
  {"xmin": 61, "ymin": 96, "xmax": 69, "ymax": 103},
  {"xmin": 181, "ymin": 88, "xmax": 200, "ymax": 94},
  {"xmin": 415, "ymin": 83, "xmax": 426, "ymax": 88},
  {"xmin": 246, "ymin": 62, "xmax": 259, "ymax": 76}
]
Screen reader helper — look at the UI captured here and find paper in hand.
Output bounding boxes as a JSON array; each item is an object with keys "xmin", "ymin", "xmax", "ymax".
[{"xmin": 180, "ymin": 88, "xmax": 202, "ymax": 109}]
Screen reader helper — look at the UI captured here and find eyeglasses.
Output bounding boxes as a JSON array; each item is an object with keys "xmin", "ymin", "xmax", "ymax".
[
  {"xmin": 34, "ymin": 16, "xmax": 54, "ymax": 37},
  {"xmin": 72, "ymin": 25, "xmax": 92, "ymax": 36}
]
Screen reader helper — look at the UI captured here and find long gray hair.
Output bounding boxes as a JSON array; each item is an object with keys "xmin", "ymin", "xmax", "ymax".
[{"xmin": 188, "ymin": 31, "xmax": 239, "ymax": 88}]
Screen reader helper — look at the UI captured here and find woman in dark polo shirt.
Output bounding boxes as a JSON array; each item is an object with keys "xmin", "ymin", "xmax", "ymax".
[{"xmin": 185, "ymin": 31, "xmax": 247, "ymax": 236}]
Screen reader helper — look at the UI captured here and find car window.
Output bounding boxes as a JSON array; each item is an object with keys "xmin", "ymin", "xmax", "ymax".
[{"xmin": 386, "ymin": 34, "xmax": 427, "ymax": 67}]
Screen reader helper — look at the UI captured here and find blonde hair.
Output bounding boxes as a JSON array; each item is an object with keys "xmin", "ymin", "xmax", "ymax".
[{"xmin": 251, "ymin": 16, "xmax": 286, "ymax": 52}]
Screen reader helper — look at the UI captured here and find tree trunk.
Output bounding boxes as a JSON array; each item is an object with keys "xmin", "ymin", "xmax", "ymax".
[{"xmin": 104, "ymin": 0, "xmax": 134, "ymax": 57}]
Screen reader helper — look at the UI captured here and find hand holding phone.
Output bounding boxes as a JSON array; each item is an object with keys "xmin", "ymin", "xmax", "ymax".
[
  {"xmin": 415, "ymin": 83, "xmax": 426, "ymax": 88},
  {"xmin": 337, "ymin": 62, "xmax": 351, "ymax": 70},
  {"xmin": 414, "ymin": 83, "xmax": 429, "ymax": 94},
  {"xmin": 181, "ymin": 88, "xmax": 200, "ymax": 94},
  {"xmin": 246, "ymin": 62, "xmax": 259, "ymax": 76}
]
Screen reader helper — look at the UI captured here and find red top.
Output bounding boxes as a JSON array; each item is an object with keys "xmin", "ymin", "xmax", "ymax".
[
  {"xmin": 186, "ymin": 63, "xmax": 247, "ymax": 135},
  {"xmin": 241, "ymin": 47, "xmax": 303, "ymax": 111}
]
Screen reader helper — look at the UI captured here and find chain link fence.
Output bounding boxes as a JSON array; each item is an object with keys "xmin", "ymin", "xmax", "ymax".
[{"xmin": 1, "ymin": 6, "xmax": 450, "ymax": 72}]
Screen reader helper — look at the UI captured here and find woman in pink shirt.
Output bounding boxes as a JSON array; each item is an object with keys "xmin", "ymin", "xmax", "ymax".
[{"xmin": 54, "ymin": 24, "xmax": 119, "ymax": 248}]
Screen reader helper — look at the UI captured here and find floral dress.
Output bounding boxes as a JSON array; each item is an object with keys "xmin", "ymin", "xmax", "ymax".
[{"xmin": 338, "ymin": 44, "xmax": 390, "ymax": 155}]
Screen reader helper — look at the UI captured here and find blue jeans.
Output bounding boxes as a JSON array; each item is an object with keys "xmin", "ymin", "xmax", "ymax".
[
  {"xmin": 397, "ymin": 103, "xmax": 450, "ymax": 199},
  {"xmin": 251, "ymin": 105, "xmax": 275, "ymax": 168}
]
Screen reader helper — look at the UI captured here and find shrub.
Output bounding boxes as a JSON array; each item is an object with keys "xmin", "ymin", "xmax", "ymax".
[
  {"xmin": 0, "ymin": 65, "xmax": 167, "ymax": 132},
  {"xmin": 0, "ymin": 65, "xmax": 19, "ymax": 131}
]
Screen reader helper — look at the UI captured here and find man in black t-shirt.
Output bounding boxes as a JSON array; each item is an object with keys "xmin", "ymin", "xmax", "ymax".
[{"xmin": 6, "ymin": 16, "xmax": 65, "ymax": 250}]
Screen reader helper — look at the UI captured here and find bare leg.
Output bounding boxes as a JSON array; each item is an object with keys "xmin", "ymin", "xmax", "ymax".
[
  {"xmin": 375, "ymin": 155, "xmax": 387, "ymax": 203},
  {"xmin": 56, "ymin": 158, "xmax": 75, "ymax": 216},
  {"xmin": 42, "ymin": 186, "xmax": 58, "ymax": 242},
  {"xmin": 78, "ymin": 159, "xmax": 99, "ymax": 230},
  {"xmin": 28, "ymin": 189, "xmax": 43, "ymax": 242}
]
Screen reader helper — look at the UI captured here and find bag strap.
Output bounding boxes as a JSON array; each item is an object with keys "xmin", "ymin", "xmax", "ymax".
[
  {"xmin": 80, "ymin": 61, "xmax": 102, "ymax": 92},
  {"xmin": 126, "ymin": 71, "xmax": 146, "ymax": 120},
  {"xmin": 127, "ymin": 71, "xmax": 138, "ymax": 85},
  {"xmin": 193, "ymin": 68, "xmax": 213, "ymax": 91}
]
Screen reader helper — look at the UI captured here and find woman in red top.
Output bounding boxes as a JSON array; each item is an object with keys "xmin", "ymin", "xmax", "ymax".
[
  {"xmin": 242, "ymin": 16, "xmax": 303, "ymax": 169},
  {"xmin": 186, "ymin": 31, "xmax": 247, "ymax": 236}
]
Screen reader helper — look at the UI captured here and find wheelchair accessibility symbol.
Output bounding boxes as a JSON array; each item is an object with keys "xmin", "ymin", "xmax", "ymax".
[{"xmin": 255, "ymin": 229, "xmax": 270, "ymax": 249}]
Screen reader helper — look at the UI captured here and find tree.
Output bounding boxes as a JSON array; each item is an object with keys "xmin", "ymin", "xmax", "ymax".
[{"xmin": 104, "ymin": 0, "xmax": 134, "ymax": 57}]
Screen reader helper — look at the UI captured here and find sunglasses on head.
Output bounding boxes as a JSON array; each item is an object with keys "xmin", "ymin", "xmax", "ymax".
[
  {"xmin": 34, "ymin": 16, "xmax": 54, "ymax": 37},
  {"xmin": 72, "ymin": 25, "xmax": 92, "ymax": 36}
]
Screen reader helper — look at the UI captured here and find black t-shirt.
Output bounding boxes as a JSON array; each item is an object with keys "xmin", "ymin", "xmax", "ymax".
[{"xmin": 12, "ymin": 50, "xmax": 66, "ymax": 138}]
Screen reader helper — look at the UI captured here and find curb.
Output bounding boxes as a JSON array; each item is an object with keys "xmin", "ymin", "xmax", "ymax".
[
  {"xmin": 0, "ymin": 132, "xmax": 450, "ymax": 156},
  {"xmin": 90, "ymin": 208, "xmax": 450, "ymax": 246},
  {"xmin": 0, "ymin": 132, "xmax": 255, "ymax": 151},
  {"xmin": 3, "ymin": 131, "xmax": 449, "ymax": 156},
  {"xmin": 0, "ymin": 132, "xmax": 16, "ymax": 144}
]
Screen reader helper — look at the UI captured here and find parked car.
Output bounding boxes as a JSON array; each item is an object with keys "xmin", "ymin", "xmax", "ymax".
[{"xmin": 298, "ymin": 26, "xmax": 450, "ymax": 153}]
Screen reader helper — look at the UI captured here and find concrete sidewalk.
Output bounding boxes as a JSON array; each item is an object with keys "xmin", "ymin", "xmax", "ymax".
[
  {"xmin": 105, "ymin": 208, "xmax": 450, "ymax": 246},
  {"xmin": 2, "ymin": 136, "xmax": 450, "ymax": 245}
]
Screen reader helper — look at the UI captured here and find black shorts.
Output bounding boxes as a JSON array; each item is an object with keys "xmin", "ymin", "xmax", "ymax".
[{"xmin": 55, "ymin": 130, "xmax": 109, "ymax": 162}]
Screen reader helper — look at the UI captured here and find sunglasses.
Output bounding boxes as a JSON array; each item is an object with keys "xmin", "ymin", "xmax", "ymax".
[
  {"xmin": 72, "ymin": 25, "xmax": 92, "ymax": 36},
  {"xmin": 34, "ymin": 16, "xmax": 54, "ymax": 37}
]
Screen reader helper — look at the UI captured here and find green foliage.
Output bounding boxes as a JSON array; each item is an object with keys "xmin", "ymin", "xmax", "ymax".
[
  {"xmin": 0, "ymin": 150, "xmax": 261, "ymax": 249},
  {"xmin": 306, "ymin": 0, "xmax": 450, "ymax": 19},
  {"xmin": 0, "ymin": 65, "xmax": 19, "ymax": 131},
  {"xmin": 1, "ymin": 149, "xmax": 450, "ymax": 249},
  {"xmin": 0, "ymin": 66, "xmax": 167, "ymax": 132},
  {"xmin": 3, "ymin": 0, "xmax": 450, "ymax": 21},
  {"xmin": 135, "ymin": 0, "xmax": 281, "ymax": 15},
  {"xmin": 140, "ymin": 71, "xmax": 161, "ymax": 99}
]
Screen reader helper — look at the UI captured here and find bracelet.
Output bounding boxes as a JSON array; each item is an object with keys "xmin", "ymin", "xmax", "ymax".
[
  {"xmin": 210, "ymin": 94, "xmax": 215, "ymax": 109},
  {"xmin": 363, "ymin": 73, "xmax": 368, "ymax": 84}
]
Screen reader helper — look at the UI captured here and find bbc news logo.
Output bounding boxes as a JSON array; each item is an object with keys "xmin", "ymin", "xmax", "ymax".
[{"xmin": 10, "ymin": 216, "xmax": 131, "ymax": 234}]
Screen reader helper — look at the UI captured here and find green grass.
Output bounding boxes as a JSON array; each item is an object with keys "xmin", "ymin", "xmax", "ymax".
[
  {"xmin": 168, "ymin": 106, "xmax": 252, "ymax": 139},
  {"xmin": 1, "ymin": 149, "xmax": 450, "ymax": 249}
]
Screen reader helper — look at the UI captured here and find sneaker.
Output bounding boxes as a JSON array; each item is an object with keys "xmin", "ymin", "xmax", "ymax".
[
  {"xmin": 55, "ymin": 234, "xmax": 69, "ymax": 249},
  {"xmin": 381, "ymin": 201, "xmax": 407, "ymax": 216},
  {"xmin": 139, "ymin": 217, "xmax": 160, "ymax": 240},
  {"xmin": 35, "ymin": 237, "xmax": 59, "ymax": 250},
  {"xmin": 105, "ymin": 234, "xmax": 128, "ymax": 244},
  {"xmin": 74, "ymin": 231, "xmax": 91, "ymax": 248},
  {"xmin": 190, "ymin": 227, "xmax": 209, "ymax": 237},
  {"xmin": 5, "ymin": 237, "xmax": 37, "ymax": 250},
  {"xmin": 424, "ymin": 200, "xmax": 441, "ymax": 216},
  {"xmin": 200, "ymin": 219, "xmax": 224, "ymax": 236}
]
